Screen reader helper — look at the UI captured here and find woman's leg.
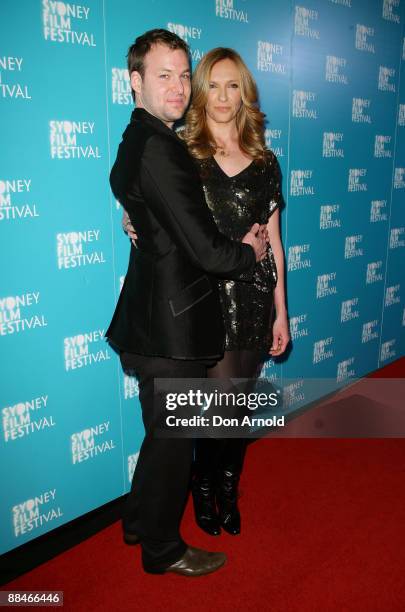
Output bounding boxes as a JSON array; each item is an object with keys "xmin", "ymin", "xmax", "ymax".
[{"xmin": 193, "ymin": 350, "xmax": 263, "ymax": 535}]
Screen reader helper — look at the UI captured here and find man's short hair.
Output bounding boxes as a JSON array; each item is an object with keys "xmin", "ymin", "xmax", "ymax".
[{"xmin": 127, "ymin": 29, "xmax": 190, "ymax": 101}]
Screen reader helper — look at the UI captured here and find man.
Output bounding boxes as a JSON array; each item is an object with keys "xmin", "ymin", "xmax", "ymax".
[{"xmin": 106, "ymin": 29, "xmax": 267, "ymax": 577}]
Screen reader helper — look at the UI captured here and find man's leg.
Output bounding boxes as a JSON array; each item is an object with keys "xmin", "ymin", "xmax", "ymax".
[{"xmin": 121, "ymin": 353, "xmax": 205, "ymax": 573}]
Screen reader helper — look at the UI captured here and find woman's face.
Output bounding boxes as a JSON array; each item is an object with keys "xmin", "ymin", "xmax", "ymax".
[{"xmin": 205, "ymin": 58, "xmax": 242, "ymax": 125}]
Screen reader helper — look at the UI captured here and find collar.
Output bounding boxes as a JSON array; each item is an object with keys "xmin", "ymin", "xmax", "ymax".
[{"xmin": 130, "ymin": 107, "xmax": 187, "ymax": 148}]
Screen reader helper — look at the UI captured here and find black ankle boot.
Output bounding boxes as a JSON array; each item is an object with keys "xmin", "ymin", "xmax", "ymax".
[
  {"xmin": 191, "ymin": 475, "xmax": 221, "ymax": 536},
  {"xmin": 216, "ymin": 469, "xmax": 241, "ymax": 535}
]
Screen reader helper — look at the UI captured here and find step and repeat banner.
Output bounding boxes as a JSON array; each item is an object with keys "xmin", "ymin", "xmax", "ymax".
[{"xmin": 1, "ymin": 0, "xmax": 404, "ymax": 554}]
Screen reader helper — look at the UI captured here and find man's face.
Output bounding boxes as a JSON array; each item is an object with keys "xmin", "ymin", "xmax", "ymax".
[{"xmin": 131, "ymin": 43, "xmax": 191, "ymax": 127}]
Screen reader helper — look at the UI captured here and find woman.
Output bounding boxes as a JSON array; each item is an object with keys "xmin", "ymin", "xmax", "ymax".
[{"xmin": 123, "ymin": 48, "xmax": 289, "ymax": 536}]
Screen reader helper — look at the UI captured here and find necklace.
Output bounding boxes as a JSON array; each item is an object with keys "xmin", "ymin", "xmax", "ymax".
[{"xmin": 217, "ymin": 146, "xmax": 230, "ymax": 157}]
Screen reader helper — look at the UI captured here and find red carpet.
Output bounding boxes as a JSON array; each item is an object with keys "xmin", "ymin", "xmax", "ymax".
[{"xmin": 4, "ymin": 359, "xmax": 405, "ymax": 611}]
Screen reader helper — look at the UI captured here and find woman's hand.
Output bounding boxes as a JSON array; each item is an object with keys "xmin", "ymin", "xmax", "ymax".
[
  {"xmin": 269, "ymin": 311, "xmax": 290, "ymax": 357},
  {"xmin": 122, "ymin": 210, "xmax": 138, "ymax": 246}
]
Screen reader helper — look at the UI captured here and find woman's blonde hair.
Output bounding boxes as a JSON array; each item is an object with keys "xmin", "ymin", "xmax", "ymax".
[{"xmin": 183, "ymin": 47, "xmax": 266, "ymax": 160}]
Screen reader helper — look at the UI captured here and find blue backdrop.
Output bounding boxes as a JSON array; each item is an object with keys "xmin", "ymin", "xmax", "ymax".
[{"xmin": 1, "ymin": 0, "xmax": 404, "ymax": 554}]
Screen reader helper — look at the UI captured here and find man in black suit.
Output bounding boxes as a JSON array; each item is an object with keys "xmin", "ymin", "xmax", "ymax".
[{"xmin": 106, "ymin": 29, "xmax": 267, "ymax": 577}]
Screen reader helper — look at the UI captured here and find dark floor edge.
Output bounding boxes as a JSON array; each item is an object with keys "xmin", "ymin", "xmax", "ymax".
[{"xmin": 0, "ymin": 495, "xmax": 126, "ymax": 586}]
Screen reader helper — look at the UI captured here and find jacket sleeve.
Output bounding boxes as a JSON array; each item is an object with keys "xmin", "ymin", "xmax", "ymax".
[{"xmin": 138, "ymin": 133, "xmax": 255, "ymax": 280}]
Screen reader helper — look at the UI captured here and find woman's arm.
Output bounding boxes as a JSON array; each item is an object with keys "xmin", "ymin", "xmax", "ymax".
[{"xmin": 267, "ymin": 209, "xmax": 290, "ymax": 356}]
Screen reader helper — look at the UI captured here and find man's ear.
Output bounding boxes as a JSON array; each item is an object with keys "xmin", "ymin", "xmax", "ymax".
[{"xmin": 130, "ymin": 71, "xmax": 142, "ymax": 95}]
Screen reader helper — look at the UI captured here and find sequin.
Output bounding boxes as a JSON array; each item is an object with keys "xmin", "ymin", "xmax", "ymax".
[{"xmin": 195, "ymin": 152, "xmax": 282, "ymax": 351}]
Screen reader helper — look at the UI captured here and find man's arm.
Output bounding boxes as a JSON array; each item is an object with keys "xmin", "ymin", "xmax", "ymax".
[{"xmin": 135, "ymin": 133, "xmax": 259, "ymax": 279}]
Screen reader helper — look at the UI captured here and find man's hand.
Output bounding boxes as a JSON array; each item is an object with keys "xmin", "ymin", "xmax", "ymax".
[
  {"xmin": 242, "ymin": 223, "xmax": 269, "ymax": 262},
  {"xmin": 122, "ymin": 210, "xmax": 138, "ymax": 246}
]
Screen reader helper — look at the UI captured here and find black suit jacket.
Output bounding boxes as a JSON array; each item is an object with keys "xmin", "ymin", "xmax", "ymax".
[{"xmin": 106, "ymin": 108, "xmax": 255, "ymax": 359}]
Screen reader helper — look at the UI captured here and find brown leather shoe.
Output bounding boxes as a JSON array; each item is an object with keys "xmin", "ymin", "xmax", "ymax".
[{"xmin": 163, "ymin": 546, "xmax": 226, "ymax": 577}]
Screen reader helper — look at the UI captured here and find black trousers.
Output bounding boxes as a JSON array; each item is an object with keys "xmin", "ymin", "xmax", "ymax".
[{"xmin": 120, "ymin": 352, "xmax": 206, "ymax": 573}]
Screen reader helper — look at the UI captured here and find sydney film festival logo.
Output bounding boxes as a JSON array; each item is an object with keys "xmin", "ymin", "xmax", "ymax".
[
  {"xmin": 313, "ymin": 337, "xmax": 334, "ymax": 364},
  {"xmin": 289, "ymin": 314, "xmax": 309, "ymax": 340},
  {"xmin": 70, "ymin": 421, "xmax": 115, "ymax": 464},
  {"xmin": 366, "ymin": 261, "xmax": 383, "ymax": 284},
  {"xmin": 12, "ymin": 489, "xmax": 63, "ymax": 537},
  {"xmin": 381, "ymin": 339, "xmax": 396, "ymax": 362},
  {"xmin": 294, "ymin": 6, "xmax": 320, "ymax": 39},
  {"xmin": 0, "ymin": 178, "xmax": 38, "ymax": 222},
  {"xmin": 340, "ymin": 298, "xmax": 359, "ymax": 323},
  {"xmin": 344, "ymin": 235, "xmax": 363, "ymax": 259},
  {"xmin": 390, "ymin": 227, "xmax": 405, "ymax": 249},
  {"xmin": 382, "ymin": 0, "xmax": 401, "ymax": 23},
  {"xmin": 167, "ymin": 22, "xmax": 204, "ymax": 62},
  {"xmin": 265, "ymin": 129, "xmax": 284, "ymax": 157},
  {"xmin": 316, "ymin": 273, "xmax": 337, "ymax": 298},
  {"xmin": 322, "ymin": 133, "xmax": 344, "ymax": 158},
  {"xmin": 287, "ymin": 244, "xmax": 311, "ymax": 271},
  {"xmin": 42, "ymin": 1, "xmax": 95, "ymax": 46},
  {"xmin": 355, "ymin": 25, "xmax": 375, "ymax": 53},
  {"xmin": 348, "ymin": 168, "xmax": 367, "ymax": 192},
  {"xmin": 257, "ymin": 41, "xmax": 287, "ymax": 74},
  {"xmin": 370, "ymin": 200, "xmax": 387, "ymax": 223},
  {"xmin": 378, "ymin": 66, "xmax": 396, "ymax": 92},
  {"xmin": 49, "ymin": 120, "xmax": 101, "ymax": 159},
  {"xmin": 290, "ymin": 170, "xmax": 315, "ymax": 196},
  {"xmin": 0, "ymin": 292, "xmax": 47, "ymax": 336},
  {"xmin": 362, "ymin": 320, "xmax": 379, "ymax": 343},
  {"xmin": 292, "ymin": 90, "xmax": 318, "ymax": 119},
  {"xmin": 56, "ymin": 229, "xmax": 105, "ymax": 269},
  {"xmin": 325, "ymin": 55, "xmax": 348, "ymax": 84},
  {"xmin": 63, "ymin": 329, "xmax": 110, "ymax": 371},
  {"xmin": 0, "ymin": 56, "xmax": 31, "ymax": 100},
  {"xmin": 320, "ymin": 204, "xmax": 341, "ymax": 229},
  {"xmin": 352, "ymin": 98, "xmax": 371, "ymax": 123},
  {"xmin": 374, "ymin": 135, "xmax": 392, "ymax": 158},
  {"xmin": 112, "ymin": 68, "xmax": 131, "ymax": 105},
  {"xmin": 394, "ymin": 168, "xmax": 405, "ymax": 189},
  {"xmin": 2, "ymin": 395, "xmax": 55, "ymax": 443},
  {"xmin": 215, "ymin": 0, "xmax": 248, "ymax": 23},
  {"xmin": 337, "ymin": 357, "xmax": 355, "ymax": 382}
]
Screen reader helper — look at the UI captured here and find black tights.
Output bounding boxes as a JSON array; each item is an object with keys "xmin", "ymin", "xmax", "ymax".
[{"xmin": 194, "ymin": 350, "xmax": 263, "ymax": 477}]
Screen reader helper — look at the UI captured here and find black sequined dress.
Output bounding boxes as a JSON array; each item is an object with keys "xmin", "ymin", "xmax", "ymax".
[{"xmin": 195, "ymin": 152, "xmax": 282, "ymax": 351}]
